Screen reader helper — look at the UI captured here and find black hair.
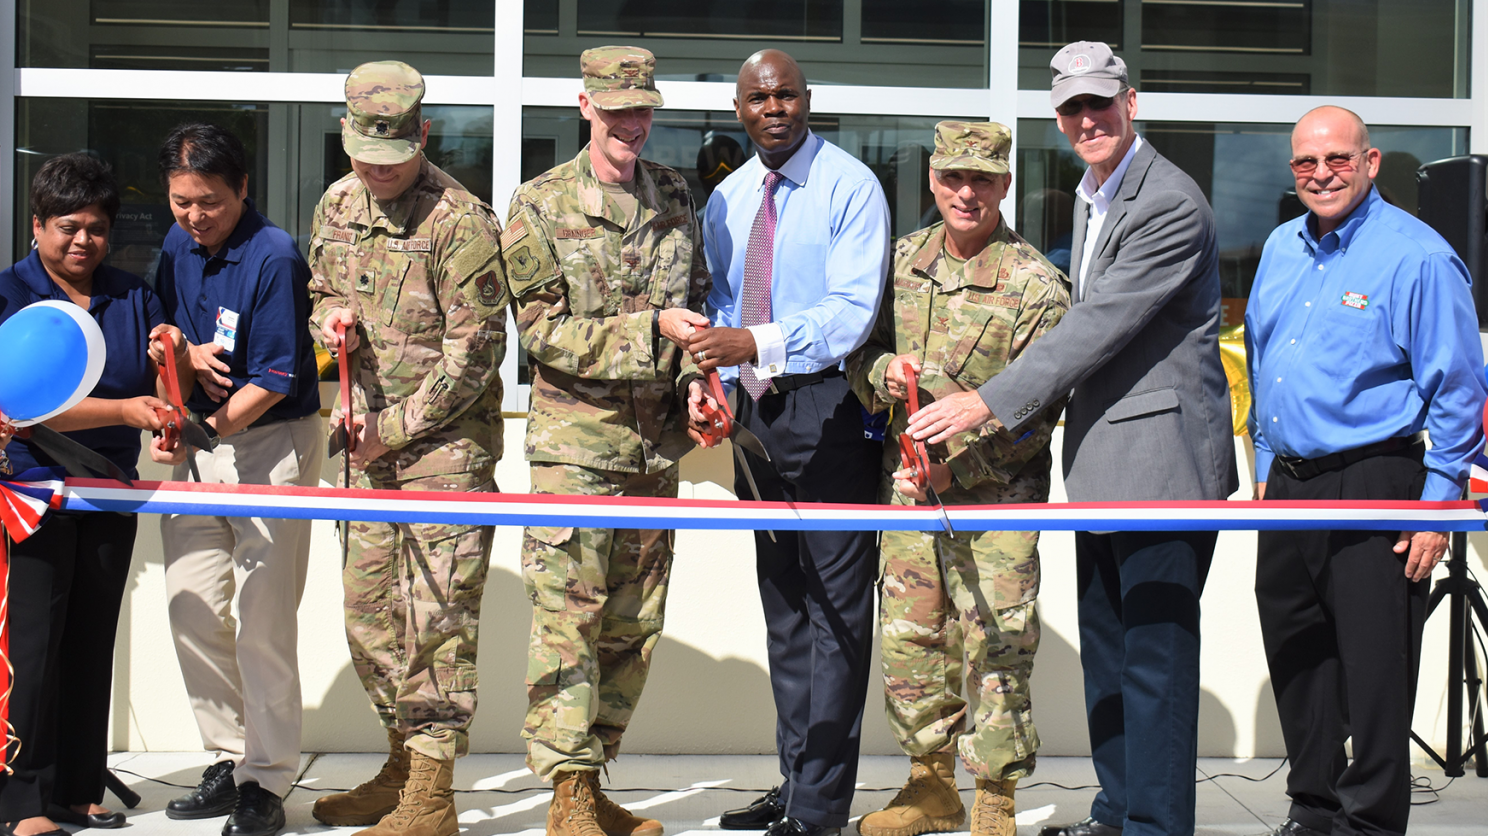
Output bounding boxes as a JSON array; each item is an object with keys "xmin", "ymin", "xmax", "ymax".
[
  {"xmin": 30, "ymin": 152, "xmax": 121, "ymax": 227},
  {"xmin": 158, "ymin": 122, "xmax": 249, "ymax": 192}
]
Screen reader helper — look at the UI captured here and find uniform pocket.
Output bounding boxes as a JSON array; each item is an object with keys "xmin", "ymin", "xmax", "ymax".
[
  {"xmin": 386, "ymin": 256, "xmax": 440, "ymax": 335},
  {"xmin": 1105, "ymin": 387, "xmax": 1179, "ymax": 423},
  {"xmin": 522, "ymin": 525, "xmax": 575, "ymax": 612}
]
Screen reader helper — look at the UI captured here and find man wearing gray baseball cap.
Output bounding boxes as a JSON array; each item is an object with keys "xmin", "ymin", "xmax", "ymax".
[{"xmin": 906, "ymin": 39, "xmax": 1237, "ymax": 836}]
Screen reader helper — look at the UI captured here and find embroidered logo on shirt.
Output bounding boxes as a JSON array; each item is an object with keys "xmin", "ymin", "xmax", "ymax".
[
  {"xmin": 1341, "ymin": 291, "xmax": 1369, "ymax": 310},
  {"xmin": 386, "ymin": 238, "xmax": 431, "ymax": 253},
  {"xmin": 652, "ymin": 214, "xmax": 687, "ymax": 232}
]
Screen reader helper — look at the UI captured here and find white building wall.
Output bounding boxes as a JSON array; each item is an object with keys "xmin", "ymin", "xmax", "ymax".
[{"xmin": 108, "ymin": 414, "xmax": 1486, "ymax": 760}]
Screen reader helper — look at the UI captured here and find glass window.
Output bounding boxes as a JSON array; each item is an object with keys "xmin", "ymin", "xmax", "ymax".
[
  {"xmin": 524, "ymin": 0, "xmax": 988, "ymax": 87},
  {"xmin": 1014, "ymin": 118, "xmax": 1468, "ymax": 323},
  {"xmin": 1018, "ymin": 0, "xmax": 1468, "ymax": 98},
  {"xmin": 14, "ymin": 98, "xmax": 494, "ymax": 286},
  {"xmin": 521, "ymin": 106, "xmax": 969, "ymax": 237},
  {"xmin": 13, "ymin": 98, "xmax": 269, "ymax": 278},
  {"xmin": 19, "ymin": 0, "xmax": 495, "ymax": 75}
]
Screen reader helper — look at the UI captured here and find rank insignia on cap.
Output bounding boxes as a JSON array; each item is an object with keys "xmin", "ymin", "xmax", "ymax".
[
  {"xmin": 1341, "ymin": 291, "xmax": 1369, "ymax": 310},
  {"xmin": 375, "ymin": 120, "xmax": 390, "ymax": 135}
]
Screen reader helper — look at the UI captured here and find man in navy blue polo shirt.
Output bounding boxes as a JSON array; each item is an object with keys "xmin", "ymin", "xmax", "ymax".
[{"xmin": 152, "ymin": 122, "xmax": 322, "ymax": 836}]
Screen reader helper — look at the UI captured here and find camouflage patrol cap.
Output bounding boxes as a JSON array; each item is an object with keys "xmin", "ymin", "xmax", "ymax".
[
  {"xmin": 929, "ymin": 121, "xmax": 1011, "ymax": 174},
  {"xmin": 343, "ymin": 60, "xmax": 426, "ymax": 165},
  {"xmin": 581, "ymin": 46, "xmax": 664, "ymax": 110}
]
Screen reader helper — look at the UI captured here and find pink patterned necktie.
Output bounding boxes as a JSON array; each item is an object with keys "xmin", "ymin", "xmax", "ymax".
[{"xmin": 740, "ymin": 171, "xmax": 784, "ymax": 400}]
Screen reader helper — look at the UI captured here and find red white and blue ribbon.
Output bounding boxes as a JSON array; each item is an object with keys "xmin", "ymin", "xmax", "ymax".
[
  {"xmin": 0, "ymin": 469, "xmax": 64, "ymax": 543},
  {"xmin": 58, "ymin": 478, "xmax": 1488, "ymax": 533}
]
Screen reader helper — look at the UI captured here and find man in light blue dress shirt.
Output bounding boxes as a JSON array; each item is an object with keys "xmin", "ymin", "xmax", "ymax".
[
  {"xmin": 689, "ymin": 48, "xmax": 891, "ymax": 836},
  {"xmin": 1247, "ymin": 105, "xmax": 1487, "ymax": 836}
]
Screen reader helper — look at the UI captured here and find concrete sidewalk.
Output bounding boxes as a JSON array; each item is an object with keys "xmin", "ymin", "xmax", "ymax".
[{"xmin": 100, "ymin": 753, "xmax": 1487, "ymax": 836}]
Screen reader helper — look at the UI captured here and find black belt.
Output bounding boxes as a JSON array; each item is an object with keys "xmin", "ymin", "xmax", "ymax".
[
  {"xmin": 765, "ymin": 367, "xmax": 844, "ymax": 396},
  {"xmin": 1273, "ymin": 431, "xmax": 1426, "ymax": 481},
  {"xmin": 188, "ymin": 410, "xmax": 294, "ymax": 429}
]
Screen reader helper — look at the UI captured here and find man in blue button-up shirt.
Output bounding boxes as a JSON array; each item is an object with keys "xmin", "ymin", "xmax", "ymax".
[
  {"xmin": 691, "ymin": 49, "xmax": 890, "ymax": 836},
  {"xmin": 1246, "ymin": 106, "xmax": 1486, "ymax": 836}
]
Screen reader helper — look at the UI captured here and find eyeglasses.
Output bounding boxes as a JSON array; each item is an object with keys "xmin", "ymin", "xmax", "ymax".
[
  {"xmin": 1288, "ymin": 151, "xmax": 1365, "ymax": 176},
  {"xmin": 1055, "ymin": 95, "xmax": 1118, "ymax": 117}
]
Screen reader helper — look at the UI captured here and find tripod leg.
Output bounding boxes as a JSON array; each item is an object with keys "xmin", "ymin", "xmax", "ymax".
[
  {"xmin": 1465, "ymin": 586, "xmax": 1488, "ymax": 777},
  {"xmin": 103, "ymin": 768, "xmax": 141, "ymax": 809}
]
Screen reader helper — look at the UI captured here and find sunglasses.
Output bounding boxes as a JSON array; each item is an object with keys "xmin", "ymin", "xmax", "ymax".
[
  {"xmin": 1055, "ymin": 95, "xmax": 1119, "ymax": 117},
  {"xmin": 1288, "ymin": 151, "xmax": 1365, "ymax": 176}
]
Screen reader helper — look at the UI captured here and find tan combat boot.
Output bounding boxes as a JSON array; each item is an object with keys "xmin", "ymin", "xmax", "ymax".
[
  {"xmin": 547, "ymin": 770, "xmax": 607, "ymax": 836},
  {"xmin": 590, "ymin": 772, "xmax": 663, "ymax": 836},
  {"xmin": 354, "ymin": 752, "xmax": 457, "ymax": 836},
  {"xmin": 857, "ymin": 753, "xmax": 965, "ymax": 836},
  {"xmin": 969, "ymin": 777, "xmax": 1017, "ymax": 836},
  {"xmin": 313, "ymin": 728, "xmax": 410, "ymax": 826}
]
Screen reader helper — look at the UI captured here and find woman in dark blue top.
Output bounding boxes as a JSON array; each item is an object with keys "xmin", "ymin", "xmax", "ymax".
[{"xmin": 0, "ymin": 154, "xmax": 185, "ymax": 836}]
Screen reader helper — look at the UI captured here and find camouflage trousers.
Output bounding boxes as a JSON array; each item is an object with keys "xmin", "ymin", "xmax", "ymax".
[
  {"xmin": 879, "ymin": 524, "xmax": 1041, "ymax": 781},
  {"xmin": 342, "ymin": 467, "xmax": 494, "ymax": 761},
  {"xmin": 521, "ymin": 461, "xmax": 679, "ymax": 780}
]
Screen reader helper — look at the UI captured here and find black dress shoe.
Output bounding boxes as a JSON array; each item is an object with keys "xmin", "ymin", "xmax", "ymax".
[
  {"xmin": 1272, "ymin": 818, "xmax": 1328, "ymax": 836},
  {"xmin": 46, "ymin": 804, "xmax": 126, "ymax": 829},
  {"xmin": 222, "ymin": 782, "xmax": 284, "ymax": 836},
  {"xmin": 720, "ymin": 786, "xmax": 785, "ymax": 830},
  {"xmin": 763, "ymin": 818, "xmax": 839, "ymax": 836},
  {"xmin": 166, "ymin": 761, "xmax": 239, "ymax": 820},
  {"xmin": 1039, "ymin": 817, "xmax": 1123, "ymax": 836}
]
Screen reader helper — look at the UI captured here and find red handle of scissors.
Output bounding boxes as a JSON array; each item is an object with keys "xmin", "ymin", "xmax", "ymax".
[
  {"xmin": 898, "ymin": 362, "xmax": 931, "ymax": 489},
  {"xmin": 337, "ymin": 322, "xmax": 357, "ymax": 454},
  {"xmin": 154, "ymin": 332, "xmax": 186, "ymax": 445}
]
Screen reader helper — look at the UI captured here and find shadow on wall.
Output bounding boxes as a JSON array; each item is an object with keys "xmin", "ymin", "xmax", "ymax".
[{"xmin": 301, "ymin": 563, "xmax": 780, "ymax": 755}]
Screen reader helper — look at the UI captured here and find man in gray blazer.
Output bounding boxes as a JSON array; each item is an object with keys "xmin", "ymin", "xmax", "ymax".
[{"xmin": 907, "ymin": 42, "xmax": 1237, "ymax": 836}]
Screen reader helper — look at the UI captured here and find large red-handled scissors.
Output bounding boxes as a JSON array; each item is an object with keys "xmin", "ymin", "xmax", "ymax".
[
  {"xmin": 694, "ymin": 324, "xmax": 776, "ymax": 542},
  {"xmin": 153, "ymin": 331, "xmax": 212, "ymax": 482},
  {"xmin": 897, "ymin": 364, "xmax": 954, "ymax": 536},
  {"xmin": 326, "ymin": 322, "xmax": 357, "ymax": 566}
]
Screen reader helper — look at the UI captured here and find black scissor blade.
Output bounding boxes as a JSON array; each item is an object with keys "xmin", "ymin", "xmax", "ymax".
[
  {"xmin": 732, "ymin": 442, "xmax": 776, "ymax": 543},
  {"xmin": 730, "ymin": 424, "xmax": 772, "ymax": 463},
  {"xmin": 328, "ymin": 424, "xmax": 347, "ymax": 457},
  {"xmin": 924, "ymin": 482, "xmax": 954, "ymax": 537},
  {"xmin": 28, "ymin": 424, "xmax": 133, "ymax": 486}
]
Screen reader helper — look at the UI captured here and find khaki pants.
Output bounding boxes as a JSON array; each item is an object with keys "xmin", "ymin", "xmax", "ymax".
[{"xmin": 162, "ymin": 415, "xmax": 322, "ymax": 797}]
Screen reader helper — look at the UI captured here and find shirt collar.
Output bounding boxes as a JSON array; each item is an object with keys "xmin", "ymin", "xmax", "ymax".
[
  {"xmin": 1075, "ymin": 134, "xmax": 1145, "ymax": 208},
  {"xmin": 193, "ymin": 198, "xmax": 265, "ymax": 264},
  {"xmin": 14, "ymin": 249, "xmax": 125, "ymax": 311},
  {"xmin": 1300, "ymin": 185, "xmax": 1379, "ymax": 253},
  {"xmin": 755, "ymin": 130, "xmax": 820, "ymax": 190}
]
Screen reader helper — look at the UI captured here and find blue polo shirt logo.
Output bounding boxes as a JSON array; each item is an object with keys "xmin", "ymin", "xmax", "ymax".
[{"xmin": 1340, "ymin": 291, "xmax": 1368, "ymax": 310}]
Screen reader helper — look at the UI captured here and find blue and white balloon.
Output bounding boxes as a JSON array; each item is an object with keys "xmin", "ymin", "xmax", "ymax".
[{"xmin": 0, "ymin": 300, "xmax": 107, "ymax": 426}]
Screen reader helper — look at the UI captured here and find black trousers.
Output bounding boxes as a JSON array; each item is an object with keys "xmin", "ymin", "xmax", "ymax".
[
  {"xmin": 736, "ymin": 374, "xmax": 880, "ymax": 828},
  {"xmin": 1257, "ymin": 449, "xmax": 1429, "ymax": 836},
  {"xmin": 0, "ymin": 512, "xmax": 136, "ymax": 821},
  {"xmin": 1075, "ymin": 529, "xmax": 1216, "ymax": 836}
]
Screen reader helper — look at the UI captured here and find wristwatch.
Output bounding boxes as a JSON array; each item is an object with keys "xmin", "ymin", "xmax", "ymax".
[{"xmin": 198, "ymin": 420, "xmax": 222, "ymax": 451}]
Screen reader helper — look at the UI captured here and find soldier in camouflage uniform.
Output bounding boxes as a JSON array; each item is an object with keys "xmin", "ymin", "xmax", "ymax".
[
  {"xmin": 502, "ymin": 46, "xmax": 710, "ymax": 836},
  {"xmin": 847, "ymin": 122, "xmax": 1070, "ymax": 836},
  {"xmin": 306, "ymin": 61, "xmax": 507, "ymax": 836}
]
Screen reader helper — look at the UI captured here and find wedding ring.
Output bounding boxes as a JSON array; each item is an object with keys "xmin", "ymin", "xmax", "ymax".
[{"xmin": 697, "ymin": 350, "xmax": 708, "ymax": 361}]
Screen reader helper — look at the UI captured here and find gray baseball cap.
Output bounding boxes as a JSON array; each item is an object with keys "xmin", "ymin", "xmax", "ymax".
[{"xmin": 1049, "ymin": 41, "xmax": 1128, "ymax": 108}]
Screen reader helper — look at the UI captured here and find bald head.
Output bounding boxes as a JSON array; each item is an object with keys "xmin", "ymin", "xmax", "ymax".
[
  {"xmin": 735, "ymin": 49, "xmax": 812, "ymax": 170},
  {"xmin": 738, "ymin": 49, "xmax": 807, "ymax": 99},
  {"xmin": 1290, "ymin": 105, "xmax": 1380, "ymax": 236},
  {"xmin": 1293, "ymin": 105, "xmax": 1370, "ymax": 152}
]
